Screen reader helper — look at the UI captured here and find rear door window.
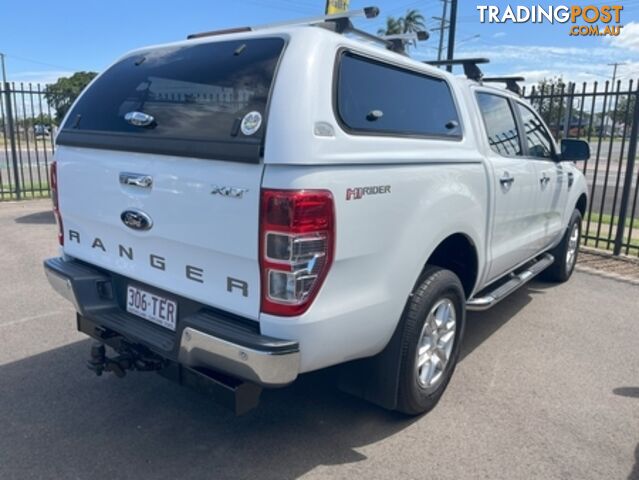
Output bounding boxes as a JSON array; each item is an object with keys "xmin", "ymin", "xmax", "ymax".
[
  {"xmin": 476, "ymin": 92, "xmax": 522, "ymax": 157},
  {"xmin": 57, "ymin": 37, "xmax": 286, "ymax": 163},
  {"xmin": 336, "ymin": 52, "xmax": 461, "ymax": 139},
  {"xmin": 515, "ymin": 103, "xmax": 555, "ymax": 159}
]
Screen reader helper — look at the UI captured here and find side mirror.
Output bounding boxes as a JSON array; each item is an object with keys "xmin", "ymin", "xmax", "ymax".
[{"xmin": 560, "ymin": 139, "xmax": 590, "ymax": 162}]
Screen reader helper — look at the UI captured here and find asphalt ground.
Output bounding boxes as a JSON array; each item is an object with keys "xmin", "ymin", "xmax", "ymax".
[{"xmin": 1, "ymin": 200, "xmax": 638, "ymax": 480}]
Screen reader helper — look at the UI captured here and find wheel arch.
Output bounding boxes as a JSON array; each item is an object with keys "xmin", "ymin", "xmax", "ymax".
[
  {"xmin": 417, "ymin": 232, "xmax": 479, "ymax": 299},
  {"xmin": 576, "ymin": 192, "xmax": 588, "ymax": 217}
]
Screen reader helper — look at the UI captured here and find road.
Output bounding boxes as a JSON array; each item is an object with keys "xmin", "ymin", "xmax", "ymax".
[{"xmin": 0, "ymin": 200, "xmax": 638, "ymax": 480}]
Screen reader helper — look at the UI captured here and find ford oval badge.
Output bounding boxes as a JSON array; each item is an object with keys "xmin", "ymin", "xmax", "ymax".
[{"xmin": 121, "ymin": 209, "xmax": 153, "ymax": 231}]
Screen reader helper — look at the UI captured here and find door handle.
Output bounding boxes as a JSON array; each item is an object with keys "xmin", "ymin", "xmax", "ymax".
[
  {"xmin": 499, "ymin": 172, "xmax": 515, "ymax": 187},
  {"xmin": 119, "ymin": 172, "xmax": 153, "ymax": 188}
]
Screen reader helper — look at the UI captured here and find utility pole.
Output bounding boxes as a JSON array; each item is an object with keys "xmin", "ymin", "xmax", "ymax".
[
  {"xmin": 608, "ymin": 62, "xmax": 626, "ymax": 85},
  {"xmin": 435, "ymin": 0, "xmax": 449, "ymax": 61},
  {"xmin": 445, "ymin": 0, "xmax": 458, "ymax": 72},
  {"xmin": 0, "ymin": 53, "xmax": 7, "ymax": 85},
  {"xmin": 607, "ymin": 62, "xmax": 626, "ymax": 121}
]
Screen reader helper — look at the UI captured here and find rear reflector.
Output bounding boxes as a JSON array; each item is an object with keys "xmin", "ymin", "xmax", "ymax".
[{"xmin": 260, "ymin": 189, "xmax": 335, "ymax": 316}]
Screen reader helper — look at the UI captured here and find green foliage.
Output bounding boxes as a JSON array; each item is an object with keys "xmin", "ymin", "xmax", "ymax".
[
  {"xmin": 17, "ymin": 113, "xmax": 54, "ymax": 129},
  {"xmin": 610, "ymin": 94, "xmax": 636, "ymax": 128},
  {"xmin": 44, "ymin": 71, "xmax": 97, "ymax": 124},
  {"xmin": 401, "ymin": 9, "xmax": 426, "ymax": 35},
  {"xmin": 377, "ymin": 9, "xmax": 426, "ymax": 51},
  {"xmin": 529, "ymin": 77, "xmax": 569, "ymax": 129},
  {"xmin": 377, "ymin": 16, "xmax": 403, "ymax": 36}
]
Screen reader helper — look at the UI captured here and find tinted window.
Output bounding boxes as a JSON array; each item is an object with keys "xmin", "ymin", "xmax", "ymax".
[
  {"xmin": 516, "ymin": 103, "xmax": 555, "ymax": 159},
  {"xmin": 336, "ymin": 52, "xmax": 461, "ymax": 138},
  {"xmin": 57, "ymin": 38, "xmax": 286, "ymax": 163},
  {"xmin": 476, "ymin": 93, "xmax": 521, "ymax": 157}
]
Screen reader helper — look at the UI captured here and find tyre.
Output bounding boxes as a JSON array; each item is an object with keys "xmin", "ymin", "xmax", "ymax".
[
  {"xmin": 542, "ymin": 209, "xmax": 582, "ymax": 283},
  {"xmin": 396, "ymin": 266, "xmax": 466, "ymax": 415}
]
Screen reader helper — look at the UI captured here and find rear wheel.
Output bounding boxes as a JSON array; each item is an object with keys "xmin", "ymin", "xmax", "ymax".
[
  {"xmin": 396, "ymin": 266, "xmax": 465, "ymax": 415},
  {"xmin": 543, "ymin": 209, "xmax": 582, "ymax": 283}
]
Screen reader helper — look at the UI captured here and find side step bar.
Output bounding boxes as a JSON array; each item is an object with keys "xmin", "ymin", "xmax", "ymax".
[{"xmin": 467, "ymin": 253, "xmax": 554, "ymax": 311}]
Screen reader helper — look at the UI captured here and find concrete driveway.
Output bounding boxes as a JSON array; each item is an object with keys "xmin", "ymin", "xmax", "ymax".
[{"xmin": 1, "ymin": 200, "xmax": 637, "ymax": 480}]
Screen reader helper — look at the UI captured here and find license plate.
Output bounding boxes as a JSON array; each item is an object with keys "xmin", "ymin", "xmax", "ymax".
[{"xmin": 126, "ymin": 285, "xmax": 177, "ymax": 331}]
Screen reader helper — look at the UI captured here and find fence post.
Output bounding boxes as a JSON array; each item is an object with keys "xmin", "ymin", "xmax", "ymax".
[
  {"xmin": 2, "ymin": 82, "xmax": 20, "ymax": 199},
  {"xmin": 561, "ymin": 83, "xmax": 575, "ymax": 139},
  {"xmin": 613, "ymin": 87, "xmax": 639, "ymax": 255}
]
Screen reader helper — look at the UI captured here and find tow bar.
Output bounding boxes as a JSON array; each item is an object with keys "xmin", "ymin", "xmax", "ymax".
[
  {"xmin": 87, "ymin": 342, "xmax": 165, "ymax": 378},
  {"xmin": 85, "ymin": 338, "xmax": 262, "ymax": 415}
]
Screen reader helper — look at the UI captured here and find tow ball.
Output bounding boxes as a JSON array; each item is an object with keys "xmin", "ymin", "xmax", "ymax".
[{"xmin": 87, "ymin": 342, "xmax": 164, "ymax": 378}]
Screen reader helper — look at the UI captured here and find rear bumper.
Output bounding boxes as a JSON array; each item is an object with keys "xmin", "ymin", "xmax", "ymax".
[{"xmin": 44, "ymin": 257, "xmax": 300, "ymax": 387}]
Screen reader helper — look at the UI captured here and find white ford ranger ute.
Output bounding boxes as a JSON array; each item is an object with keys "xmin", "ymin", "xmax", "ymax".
[{"xmin": 44, "ymin": 8, "xmax": 589, "ymax": 415}]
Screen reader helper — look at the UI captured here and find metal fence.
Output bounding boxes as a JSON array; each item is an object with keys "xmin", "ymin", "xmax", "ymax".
[
  {"xmin": 523, "ymin": 79, "xmax": 639, "ymax": 257},
  {"xmin": 0, "ymin": 82, "xmax": 55, "ymax": 201},
  {"xmin": 1, "ymin": 79, "xmax": 638, "ymax": 257}
]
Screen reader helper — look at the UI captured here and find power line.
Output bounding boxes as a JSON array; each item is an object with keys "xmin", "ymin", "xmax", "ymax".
[{"xmin": 2, "ymin": 53, "xmax": 80, "ymax": 72}]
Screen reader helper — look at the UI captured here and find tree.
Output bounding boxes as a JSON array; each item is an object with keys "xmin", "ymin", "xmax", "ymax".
[
  {"xmin": 610, "ymin": 94, "xmax": 636, "ymax": 128},
  {"xmin": 528, "ymin": 77, "xmax": 571, "ymax": 132},
  {"xmin": 377, "ymin": 9, "xmax": 426, "ymax": 52},
  {"xmin": 377, "ymin": 16, "xmax": 403, "ymax": 36},
  {"xmin": 44, "ymin": 71, "xmax": 97, "ymax": 124},
  {"xmin": 401, "ymin": 9, "xmax": 426, "ymax": 35}
]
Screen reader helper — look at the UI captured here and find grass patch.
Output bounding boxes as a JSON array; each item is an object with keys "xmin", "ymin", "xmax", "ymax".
[
  {"xmin": 0, "ymin": 182, "xmax": 50, "ymax": 201},
  {"xmin": 586, "ymin": 213, "xmax": 639, "ymax": 229}
]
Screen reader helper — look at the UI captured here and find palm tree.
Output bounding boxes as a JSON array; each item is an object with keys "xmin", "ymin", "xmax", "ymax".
[
  {"xmin": 401, "ymin": 9, "xmax": 426, "ymax": 49},
  {"xmin": 377, "ymin": 16, "xmax": 403, "ymax": 36},
  {"xmin": 377, "ymin": 9, "xmax": 426, "ymax": 51},
  {"xmin": 401, "ymin": 9, "xmax": 426, "ymax": 35}
]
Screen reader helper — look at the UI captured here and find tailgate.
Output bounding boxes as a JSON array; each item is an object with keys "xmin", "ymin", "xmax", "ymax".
[
  {"xmin": 58, "ymin": 147, "xmax": 263, "ymax": 319},
  {"xmin": 52, "ymin": 36, "xmax": 287, "ymax": 320}
]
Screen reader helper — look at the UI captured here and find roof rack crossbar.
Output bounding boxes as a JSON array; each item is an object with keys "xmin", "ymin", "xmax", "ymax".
[
  {"xmin": 254, "ymin": 6, "xmax": 379, "ymax": 31},
  {"xmin": 425, "ymin": 58, "xmax": 490, "ymax": 81},
  {"xmin": 187, "ymin": 6, "xmax": 380, "ymax": 40},
  {"xmin": 482, "ymin": 76, "xmax": 526, "ymax": 95}
]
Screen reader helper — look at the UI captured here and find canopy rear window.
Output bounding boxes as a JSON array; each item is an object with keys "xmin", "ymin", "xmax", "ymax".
[{"xmin": 57, "ymin": 37, "xmax": 286, "ymax": 163}]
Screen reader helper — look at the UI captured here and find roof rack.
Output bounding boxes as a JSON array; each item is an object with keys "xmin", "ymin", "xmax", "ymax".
[
  {"xmin": 188, "ymin": 7, "xmax": 381, "ymax": 43},
  {"xmin": 482, "ymin": 76, "xmax": 525, "ymax": 95},
  {"xmin": 425, "ymin": 58, "xmax": 489, "ymax": 81},
  {"xmin": 186, "ymin": 7, "xmax": 426, "ymax": 55}
]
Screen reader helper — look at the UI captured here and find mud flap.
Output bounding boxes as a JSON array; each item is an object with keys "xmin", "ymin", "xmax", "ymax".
[{"xmin": 337, "ymin": 319, "xmax": 405, "ymax": 411}]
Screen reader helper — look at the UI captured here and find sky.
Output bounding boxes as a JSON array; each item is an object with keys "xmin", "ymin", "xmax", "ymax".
[{"xmin": 0, "ymin": 0, "xmax": 638, "ymax": 87}]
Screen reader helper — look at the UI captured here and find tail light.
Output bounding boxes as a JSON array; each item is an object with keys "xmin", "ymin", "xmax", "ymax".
[
  {"xmin": 260, "ymin": 189, "xmax": 335, "ymax": 316},
  {"xmin": 50, "ymin": 161, "xmax": 63, "ymax": 245}
]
